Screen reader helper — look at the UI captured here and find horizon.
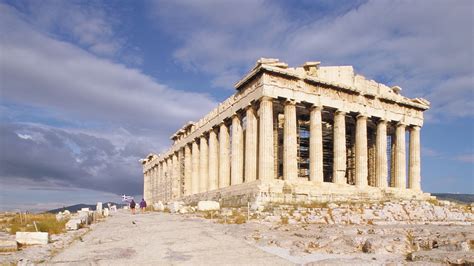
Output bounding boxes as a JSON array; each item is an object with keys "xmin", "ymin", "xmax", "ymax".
[{"xmin": 0, "ymin": 0, "xmax": 473, "ymax": 211}]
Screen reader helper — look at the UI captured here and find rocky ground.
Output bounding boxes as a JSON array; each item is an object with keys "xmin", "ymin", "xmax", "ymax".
[{"xmin": 0, "ymin": 200, "xmax": 472, "ymax": 265}]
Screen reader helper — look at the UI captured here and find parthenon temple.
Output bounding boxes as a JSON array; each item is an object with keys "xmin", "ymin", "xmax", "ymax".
[{"xmin": 141, "ymin": 58, "xmax": 431, "ymax": 206}]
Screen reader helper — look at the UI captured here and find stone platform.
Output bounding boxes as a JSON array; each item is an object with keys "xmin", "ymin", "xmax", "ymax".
[{"xmin": 179, "ymin": 180, "xmax": 432, "ymax": 207}]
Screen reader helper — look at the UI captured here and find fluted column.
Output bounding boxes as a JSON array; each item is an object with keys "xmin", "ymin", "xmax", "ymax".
[
  {"xmin": 208, "ymin": 129, "xmax": 219, "ymax": 190},
  {"xmin": 184, "ymin": 144, "xmax": 192, "ymax": 195},
  {"xmin": 259, "ymin": 97, "xmax": 274, "ymax": 182},
  {"xmin": 143, "ymin": 170, "xmax": 149, "ymax": 202},
  {"xmin": 199, "ymin": 136, "xmax": 208, "ymax": 192},
  {"xmin": 309, "ymin": 106, "xmax": 323, "ymax": 182},
  {"xmin": 375, "ymin": 120, "xmax": 388, "ymax": 188},
  {"xmin": 355, "ymin": 114, "xmax": 368, "ymax": 187},
  {"xmin": 231, "ymin": 114, "xmax": 244, "ymax": 185},
  {"xmin": 172, "ymin": 153, "xmax": 179, "ymax": 199},
  {"xmin": 245, "ymin": 105, "xmax": 258, "ymax": 183},
  {"xmin": 333, "ymin": 110, "xmax": 346, "ymax": 184},
  {"xmin": 283, "ymin": 100, "xmax": 298, "ymax": 181},
  {"xmin": 157, "ymin": 162, "xmax": 162, "ymax": 201},
  {"xmin": 219, "ymin": 123, "xmax": 230, "ymax": 188},
  {"xmin": 151, "ymin": 166, "xmax": 156, "ymax": 203},
  {"xmin": 409, "ymin": 126, "xmax": 421, "ymax": 191},
  {"xmin": 394, "ymin": 123, "xmax": 406, "ymax": 188},
  {"xmin": 191, "ymin": 141, "xmax": 200, "ymax": 194}
]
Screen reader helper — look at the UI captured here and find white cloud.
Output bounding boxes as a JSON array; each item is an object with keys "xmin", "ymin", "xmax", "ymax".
[
  {"xmin": 0, "ymin": 3, "xmax": 217, "ymax": 198},
  {"xmin": 149, "ymin": 0, "xmax": 474, "ymax": 119}
]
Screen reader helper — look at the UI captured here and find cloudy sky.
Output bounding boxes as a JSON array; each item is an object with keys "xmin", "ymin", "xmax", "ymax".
[{"xmin": 0, "ymin": 0, "xmax": 473, "ymax": 211}]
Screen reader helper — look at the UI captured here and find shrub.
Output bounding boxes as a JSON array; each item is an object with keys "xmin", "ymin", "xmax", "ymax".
[{"xmin": 3, "ymin": 213, "xmax": 68, "ymax": 235}]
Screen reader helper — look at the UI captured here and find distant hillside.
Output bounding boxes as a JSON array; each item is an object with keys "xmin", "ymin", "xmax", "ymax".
[
  {"xmin": 47, "ymin": 202, "xmax": 126, "ymax": 213},
  {"xmin": 432, "ymin": 193, "xmax": 474, "ymax": 204}
]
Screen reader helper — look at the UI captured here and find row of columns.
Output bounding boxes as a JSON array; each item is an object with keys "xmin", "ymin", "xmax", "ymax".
[{"xmin": 146, "ymin": 96, "xmax": 422, "ymax": 202}]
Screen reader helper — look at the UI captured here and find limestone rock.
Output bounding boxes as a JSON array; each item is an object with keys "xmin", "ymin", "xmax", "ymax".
[
  {"xmin": 66, "ymin": 219, "xmax": 81, "ymax": 230},
  {"xmin": 167, "ymin": 201, "xmax": 184, "ymax": 213},
  {"xmin": 153, "ymin": 201, "xmax": 164, "ymax": 211},
  {"xmin": 16, "ymin": 232, "xmax": 49, "ymax": 245},
  {"xmin": 197, "ymin": 201, "xmax": 220, "ymax": 211},
  {"xmin": 0, "ymin": 240, "xmax": 18, "ymax": 252}
]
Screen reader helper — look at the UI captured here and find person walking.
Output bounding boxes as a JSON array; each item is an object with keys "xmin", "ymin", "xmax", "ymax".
[
  {"xmin": 139, "ymin": 198, "xmax": 147, "ymax": 214},
  {"xmin": 130, "ymin": 199, "xmax": 136, "ymax": 214}
]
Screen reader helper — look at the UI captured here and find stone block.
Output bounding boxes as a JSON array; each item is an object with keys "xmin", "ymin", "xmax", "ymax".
[
  {"xmin": 153, "ymin": 201, "xmax": 164, "ymax": 211},
  {"xmin": 197, "ymin": 201, "xmax": 220, "ymax": 211},
  {"xmin": 0, "ymin": 240, "xmax": 18, "ymax": 252},
  {"xmin": 81, "ymin": 208, "xmax": 90, "ymax": 212},
  {"xmin": 96, "ymin": 202, "xmax": 103, "ymax": 212},
  {"xmin": 66, "ymin": 219, "xmax": 81, "ymax": 230},
  {"xmin": 103, "ymin": 208, "xmax": 109, "ymax": 217},
  {"xmin": 15, "ymin": 232, "xmax": 49, "ymax": 245},
  {"xmin": 167, "ymin": 201, "xmax": 184, "ymax": 213}
]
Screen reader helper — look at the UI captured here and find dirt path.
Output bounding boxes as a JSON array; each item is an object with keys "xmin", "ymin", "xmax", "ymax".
[{"xmin": 50, "ymin": 211, "xmax": 292, "ymax": 265}]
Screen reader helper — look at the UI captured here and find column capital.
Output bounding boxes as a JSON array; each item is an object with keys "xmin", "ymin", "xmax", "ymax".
[
  {"xmin": 356, "ymin": 113, "xmax": 369, "ymax": 120},
  {"xmin": 311, "ymin": 105, "xmax": 323, "ymax": 111},
  {"xmin": 260, "ymin": 96, "xmax": 274, "ymax": 102},
  {"xmin": 396, "ymin": 121, "xmax": 408, "ymax": 127},
  {"xmin": 410, "ymin": 125, "xmax": 421, "ymax": 130},
  {"xmin": 284, "ymin": 99, "xmax": 296, "ymax": 105},
  {"xmin": 335, "ymin": 110, "xmax": 346, "ymax": 116}
]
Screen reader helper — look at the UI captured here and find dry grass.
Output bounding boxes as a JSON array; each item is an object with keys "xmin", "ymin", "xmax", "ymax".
[{"xmin": 0, "ymin": 213, "xmax": 68, "ymax": 235}]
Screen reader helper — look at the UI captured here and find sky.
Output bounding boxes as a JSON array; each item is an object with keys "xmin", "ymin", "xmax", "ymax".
[{"xmin": 0, "ymin": 0, "xmax": 473, "ymax": 212}]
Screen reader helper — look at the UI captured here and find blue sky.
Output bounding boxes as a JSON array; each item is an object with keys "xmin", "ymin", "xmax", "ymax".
[{"xmin": 0, "ymin": 0, "xmax": 473, "ymax": 211}]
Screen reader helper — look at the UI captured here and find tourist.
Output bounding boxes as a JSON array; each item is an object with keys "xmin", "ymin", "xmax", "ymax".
[
  {"xmin": 140, "ymin": 198, "xmax": 147, "ymax": 213},
  {"xmin": 130, "ymin": 199, "xmax": 136, "ymax": 214}
]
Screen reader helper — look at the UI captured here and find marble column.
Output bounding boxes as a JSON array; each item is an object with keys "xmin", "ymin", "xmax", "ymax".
[
  {"xmin": 199, "ymin": 136, "xmax": 209, "ymax": 192},
  {"xmin": 219, "ymin": 123, "xmax": 230, "ymax": 188},
  {"xmin": 157, "ymin": 162, "xmax": 162, "ymax": 200},
  {"xmin": 409, "ymin": 126, "xmax": 421, "ymax": 190},
  {"xmin": 375, "ymin": 120, "xmax": 388, "ymax": 188},
  {"xmin": 245, "ymin": 105, "xmax": 258, "ymax": 183},
  {"xmin": 191, "ymin": 141, "xmax": 200, "ymax": 194},
  {"xmin": 259, "ymin": 96, "xmax": 275, "ymax": 182},
  {"xmin": 231, "ymin": 114, "xmax": 244, "ymax": 185},
  {"xmin": 143, "ymin": 170, "xmax": 149, "ymax": 202},
  {"xmin": 355, "ymin": 114, "xmax": 368, "ymax": 187},
  {"xmin": 172, "ymin": 153, "xmax": 179, "ymax": 199},
  {"xmin": 309, "ymin": 106, "xmax": 323, "ymax": 182},
  {"xmin": 333, "ymin": 110, "xmax": 347, "ymax": 184},
  {"xmin": 208, "ymin": 129, "xmax": 219, "ymax": 191},
  {"xmin": 283, "ymin": 100, "xmax": 298, "ymax": 181},
  {"xmin": 184, "ymin": 144, "xmax": 192, "ymax": 195},
  {"xmin": 394, "ymin": 123, "xmax": 406, "ymax": 188}
]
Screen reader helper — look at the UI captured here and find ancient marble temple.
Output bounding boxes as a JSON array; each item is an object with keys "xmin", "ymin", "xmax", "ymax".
[{"xmin": 140, "ymin": 58, "xmax": 431, "ymax": 206}]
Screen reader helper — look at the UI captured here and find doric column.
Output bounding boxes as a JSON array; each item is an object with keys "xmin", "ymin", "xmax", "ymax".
[
  {"xmin": 157, "ymin": 162, "xmax": 162, "ymax": 201},
  {"xmin": 199, "ymin": 136, "xmax": 209, "ymax": 192},
  {"xmin": 172, "ymin": 153, "xmax": 179, "ymax": 199},
  {"xmin": 283, "ymin": 100, "xmax": 298, "ymax": 181},
  {"xmin": 309, "ymin": 105, "xmax": 323, "ymax": 182},
  {"xmin": 208, "ymin": 129, "xmax": 219, "ymax": 191},
  {"xmin": 184, "ymin": 144, "xmax": 192, "ymax": 196},
  {"xmin": 245, "ymin": 105, "xmax": 258, "ymax": 183},
  {"xmin": 143, "ymin": 170, "xmax": 149, "ymax": 202},
  {"xmin": 191, "ymin": 141, "xmax": 200, "ymax": 194},
  {"xmin": 333, "ymin": 110, "xmax": 347, "ymax": 184},
  {"xmin": 355, "ymin": 114, "xmax": 368, "ymax": 187},
  {"xmin": 375, "ymin": 120, "xmax": 388, "ymax": 188},
  {"xmin": 218, "ymin": 123, "xmax": 230, "ymax": 188},
  {"xmin": 394, "ymin": 123, "xmax": 406, "ymax": 188},
  {"xmin": 259, "ymin": 96, "xmax": 275, "ymax": 182},
  {"xmin": 409, "ymin": 126, "xmax": 421, "ymax": 191},
  {"xmin": 231, "ymin": 114, "xmax": 244, "ymax": 185},
  {"xmin": 151, "ymin": 166, "xmax": 156, "ymax": 203}
]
